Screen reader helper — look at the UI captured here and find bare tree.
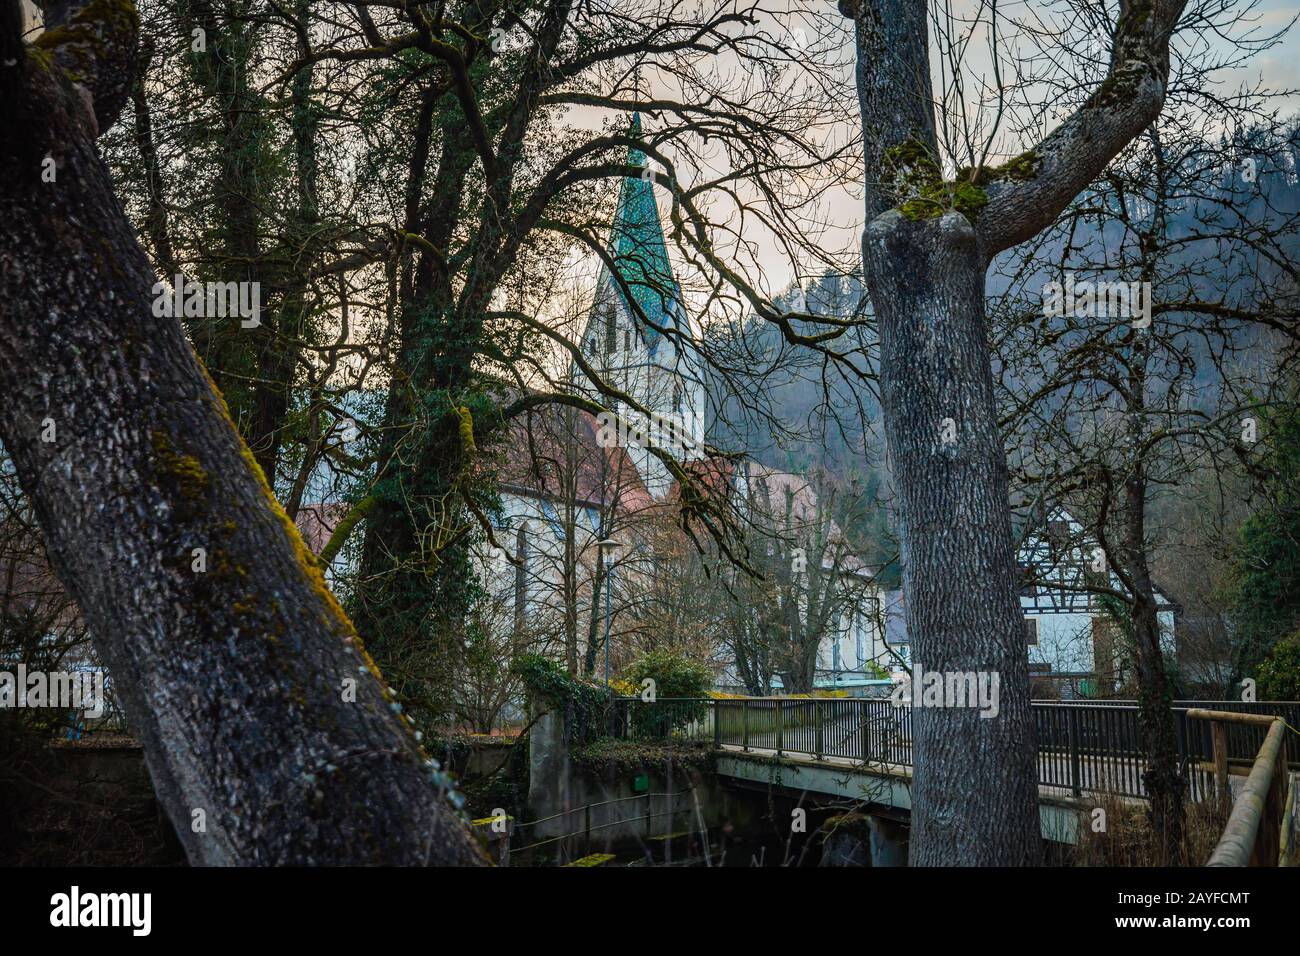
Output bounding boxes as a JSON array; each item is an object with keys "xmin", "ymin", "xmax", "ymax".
[
  {"xmin": 994, "ymin": 85, "xmax": 1299, "ymax": 859},
  {"xmin": 840, "ymin": 0, "xmax": 1191, "ymax": 863},
  {"xmin": 721, "ymin": 470, "xmax": 873, "ymax": 693}
]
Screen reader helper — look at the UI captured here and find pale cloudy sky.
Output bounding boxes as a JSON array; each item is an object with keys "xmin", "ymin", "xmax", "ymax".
[
  {"xmin": 24, "ymin": 0, "xmax": 1296, "ymax": 326},
  {"xmin": 614, "ymin": 0, "xmax": 1300, "ymax": 312}
]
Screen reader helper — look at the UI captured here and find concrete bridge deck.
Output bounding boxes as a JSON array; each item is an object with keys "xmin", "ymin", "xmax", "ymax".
[{"xmin": 714, "ymin": 744, "xmax": 1091, "ymax": 844}]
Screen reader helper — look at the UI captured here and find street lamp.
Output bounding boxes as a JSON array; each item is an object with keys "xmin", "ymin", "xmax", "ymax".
[{"xmin": 597, "ymin": 538, "xmax": 621, "ymax": 687}]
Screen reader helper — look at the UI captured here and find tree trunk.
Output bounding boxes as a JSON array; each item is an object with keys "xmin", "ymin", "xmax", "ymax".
[
  {"xmin": 843, "ymin": 0, "xmax": 1188, "ymax": 864},
  {"xmin": 0, "ymin": 1, "xmax": 485, "ymax": 866},
  {"xmin": 1123, "ymin": 134, "xmax": 1185, "ymax": 864},
  {"xmin": 1123, "ymin": 462, "xmax": 1185, "ymax": 863},
  {"xmin": 351, "ymin": 95, "xmax": 483, "ymax": 720},
  {"xmin": 863, "ymin": 213, "xmax": 1043, "ymax": 865}
]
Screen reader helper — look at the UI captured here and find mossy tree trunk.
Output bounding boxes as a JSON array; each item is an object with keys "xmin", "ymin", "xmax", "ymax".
[
  {"xmin": 840, "ymin": 0, "xmax": 1189, "ymax": 864},
  {"xmin": 351, "ymin": 0, "xmax": 576, "ymax": 716},
  {"xmin": 0, "ymin": 0, "xmax": 485, "ymax": 865}
]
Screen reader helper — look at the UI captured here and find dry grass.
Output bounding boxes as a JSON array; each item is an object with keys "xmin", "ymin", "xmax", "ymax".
[{"xmin": 1073, "ymin": 794, "xmax": 1230, "ymax": 866}]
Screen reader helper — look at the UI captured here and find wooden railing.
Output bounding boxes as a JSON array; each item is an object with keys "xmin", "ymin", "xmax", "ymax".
[{"xmin": 1188, "ymin": 709, "xmax": 1295, "ymax": 867}]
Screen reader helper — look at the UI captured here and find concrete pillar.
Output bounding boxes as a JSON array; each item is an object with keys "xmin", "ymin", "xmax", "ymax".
[
  {"xmin": 526, "ymin": 702, "xmax": 570, "ymax": 840},
  {"xmin": 867, "ymin": 815, "xmax": 909, "ymax": 866}
]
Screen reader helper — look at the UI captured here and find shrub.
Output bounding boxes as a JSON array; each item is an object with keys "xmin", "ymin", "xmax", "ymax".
[
  {"xmin": 621, "ymin": 649, "xmax": 713, "ymax": 699},
  {"xmin": 619, "ymin": 650, "xmax": 713, "ymax": 738},
  {"xmin": 1257, "ymin": 631, "xmax": 1300, "ymax": 700}
]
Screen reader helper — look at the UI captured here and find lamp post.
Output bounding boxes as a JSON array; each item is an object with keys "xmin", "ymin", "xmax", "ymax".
[{"xmin": 597, "ymin": 538, "xmax": 620, "ymax": 688}]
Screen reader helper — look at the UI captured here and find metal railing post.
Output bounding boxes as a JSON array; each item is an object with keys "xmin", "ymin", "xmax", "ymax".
[
  {"xmin": 814, "ymin": 700, "xmax": 824, "ymax": 760},
  {"xmin": 742, "ymin": 700, "xmax": 749, "ymax": 752},
  {"xmin": 776, "ymin": 700, "xmax": 785, "ymax": 756},
  {"xmin": 861, "ymin": 700, "xmax": 869, "ymax": 765},
  {"xmin": 713, "ymin": 699, "xmax": 721, "ymax": 750},
  {"xmin": 1173, "ymin": 709, "xmax": 1190, "ymax": 798},
  {"xmin": 1067, "ymin": 705, "xmax": 1082, "ymax": 797}
]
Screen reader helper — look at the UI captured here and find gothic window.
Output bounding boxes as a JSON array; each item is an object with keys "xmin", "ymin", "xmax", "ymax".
[
  {"xmin": 1025, "ymin": 618, "xmax": 1039, "ymax": 646},
  {"xmin": 604, "ymin": 307, "xmax": 617, "ymax": 356},
  {"xmin": 672, "ymin": 381, "xmax": 682, "ymax": 412},
  {"xmin": 513, "ymin": 524, "xmax": 529, "ymax": 635}
]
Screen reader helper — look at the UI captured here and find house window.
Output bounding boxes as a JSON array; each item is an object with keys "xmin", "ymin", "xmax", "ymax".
[{"xmin": 1025, "ymin": 618, "xmax": 1039, "ymax": 646}]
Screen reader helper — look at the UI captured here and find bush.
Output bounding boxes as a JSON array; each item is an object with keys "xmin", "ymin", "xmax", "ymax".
[
  {"xmin": 1257, "ymin": 632, "xmax": 1300, "ymax": 700},
  {"xmin": 621, "ymin": 649, "xmax": 713, "ymax": 699},
  {"xmin": 619, "ymin": 650, "xmax": 713, "ymax": 738}
]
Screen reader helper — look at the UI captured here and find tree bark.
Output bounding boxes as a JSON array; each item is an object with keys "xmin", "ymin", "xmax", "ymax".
[
  {"xmin": 864, "ymin": 210, "xmax": 1044, "ymax": 864},
  {"xmin": 0, "ymin": 0, "xmax": 485, "ymax": 866},
  {"xmin": 842, "ymin": 0, "xmax": 1188, "ymax": 864}
]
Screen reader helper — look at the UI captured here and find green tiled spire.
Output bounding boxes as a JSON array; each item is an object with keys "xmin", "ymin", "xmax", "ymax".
[{"xmin": 601, "ymin": 113, "xmax": 683, "ymax": 353}]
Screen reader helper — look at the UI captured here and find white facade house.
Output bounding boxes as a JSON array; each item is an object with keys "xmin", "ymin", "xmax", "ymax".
[
  {"xmin": 811, "ymin": 580, "xmax": 905, "ymax": 694},
  {"xmin": 860, "ymin": 510, "xmax": 1179, "ymax": 699},
  {"xmin": 1016, "ymin": 508, "xmax": 1177, "ymax": 696}
]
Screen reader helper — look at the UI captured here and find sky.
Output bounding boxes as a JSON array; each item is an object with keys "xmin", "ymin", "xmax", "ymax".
[
  {"xmin": 605, "ymin": 0, "xmax": 1300, "ymax": 311},
  {"xmin": 23, "ymin": 0, "xmax": 1298, "ymax": 332}
]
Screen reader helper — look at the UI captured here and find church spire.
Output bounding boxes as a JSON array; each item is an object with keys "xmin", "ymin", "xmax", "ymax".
[
  {"xmin": 629, "ymin": 111, "xmax": 644, "ymax": 168},
  {"xmin": 603, "ymin": 112, "xmax": 682, "ymax": 354}
]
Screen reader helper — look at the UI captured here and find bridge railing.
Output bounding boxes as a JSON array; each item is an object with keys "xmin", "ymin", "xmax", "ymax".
[
  {"xmin": 1033, "ymin": 704, "xmax": 1219, "ymax": 800},
  {"xmin": 1046, "ymin": 699, "xmax": 1300, "ymax": 770},
  {"xmin": 608, "ymin": 696, "xmax": 1300, "ymax": 801}
]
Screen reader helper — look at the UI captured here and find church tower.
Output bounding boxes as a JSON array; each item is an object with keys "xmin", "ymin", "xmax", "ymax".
[{"xmin": 575, "ymin": 114, "xmax": 706, "ymax": 498}]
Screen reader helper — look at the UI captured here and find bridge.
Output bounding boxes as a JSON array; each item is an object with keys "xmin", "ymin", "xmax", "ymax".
[
  {"xmin": 516, "ymin": 695, "xmax": 1296, "ymax": 864},
  {"xmin": 597, "ymin": 696, "xmax": 1300, "ymax": 856}
]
